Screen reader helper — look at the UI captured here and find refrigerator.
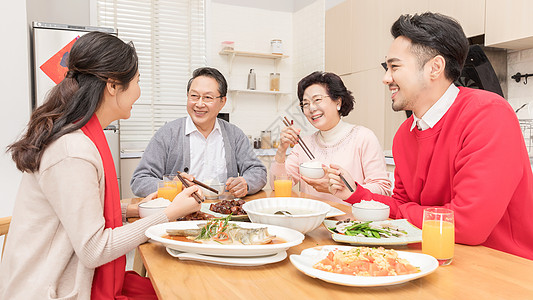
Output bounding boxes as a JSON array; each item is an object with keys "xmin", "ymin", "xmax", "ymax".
[{"xmin": 31, "ymin": 22, "xmax": 122, "ymax": 196}]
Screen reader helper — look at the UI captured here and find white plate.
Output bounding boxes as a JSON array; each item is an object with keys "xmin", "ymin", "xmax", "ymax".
[
  {"xmin": 326, "ymin": 206, "xmax": 346, "ymax": 218},
  {"xmin": 323, "ymin": 219, "xmax": 422, "ymax": 245},
  {"xmin": 166, "ymin": 248, "xmax": 287, "ymax": 266},
  {"xmin": 201, "ymin": 202, "xmax": 249, "ymax": 221},
  {"xmin": 290, "ymin": 245, "xmax": 438, "ymax": 287},
  {"xmin": 146, "ymin": 221, "xmax": 305, "ymax": 257}
]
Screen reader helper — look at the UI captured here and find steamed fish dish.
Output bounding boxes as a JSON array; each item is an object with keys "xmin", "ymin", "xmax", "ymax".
[{"xmin": 166, "ymin": 216, "xmax": 276, "ymax": 245}]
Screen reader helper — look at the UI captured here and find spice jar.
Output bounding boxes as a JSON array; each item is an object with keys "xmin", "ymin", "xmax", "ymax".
[
  {"xmin": 254, "ymin": 138, "xmax": 261, "ymax": 149},
  {"xmin": 270, "ymin": 73, "xmax": 280, "ymax": 91},
  {"xmin": 271, "ymin": 39, "xmax": 283, "ymax": 54},
  {"xmin": 221, "ymin": 41, "xmax": 234, "ymax": 51},
  {"xmin": 260, "ymin": 131, "xmax": 271, "ymax": 149}
]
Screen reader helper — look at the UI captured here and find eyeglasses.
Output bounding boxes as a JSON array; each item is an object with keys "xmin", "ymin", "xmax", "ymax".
[
  {"xmin": 300, "ymin": 95, "xmax": 330, "ymax": 111},
  {"xmin": 188, "ymin": 93, "xmax": 222, "ymax": 104}
]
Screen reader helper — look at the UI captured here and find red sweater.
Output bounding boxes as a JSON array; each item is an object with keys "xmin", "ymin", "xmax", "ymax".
[{"xmin": 346, "ymin": 87, "xmax": 533, "ymax": 260}]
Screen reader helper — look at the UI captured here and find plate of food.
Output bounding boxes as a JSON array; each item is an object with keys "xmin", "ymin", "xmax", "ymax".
[
  {"xmin": 289, "ymin": 245, "xmax": 438, "ymax": 287},
  {"xmin": 146, "ymin": 216, "xmax": 305, "ymax": 257},
  {"xmin": 323, "ymin": 219, "xmax": 422, "ymax": 245},
  {"xmin": 201, "ymin": 200, "xmax": 249, "ymax": 221}
]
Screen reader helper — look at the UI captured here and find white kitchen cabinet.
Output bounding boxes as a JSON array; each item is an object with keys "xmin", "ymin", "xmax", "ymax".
[
  {"xmin": 485, "ymin": 0, "xmax": 533, "ymax": 49},
  {"xmin": 429, "ymin": 0, "xmax": 485, "ymax": 38}
]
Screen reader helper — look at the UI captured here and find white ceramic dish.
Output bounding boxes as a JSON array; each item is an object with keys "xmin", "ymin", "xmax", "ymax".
[
  {"xmin": 166, "ymin": 248, "xmax": 287, "ymax": 266},
  {"xmin": 323, "ymin": 219, "xmax": 422, "ymax": 245},
  {"xmin": 299, "ymin": 162, "xmax": 325, "ymax": 179},
  {"xmin": 290, "ymin": 245, "xmax": 438, "ymax": 287},
  {"xmin": 200, "ymin": 202, "xmax": 249, "ymax": 221},
  {"xmin": 146, "ymin": 221, "xmax": 304, "ymax": 257},
  {"xmin": 243, "ymin": 197, "xmax": 331, "ymax": 234},
  {"xmin": 352, "ymin": 202, "xmax": 390, "ymax": 221},
  {"xmin": 138, "ymin": 200, "xmax": 170, "ymax": 218},
  {"xmin": 326, "ymin": 206, "xmax": 346, "ymax": 218}
]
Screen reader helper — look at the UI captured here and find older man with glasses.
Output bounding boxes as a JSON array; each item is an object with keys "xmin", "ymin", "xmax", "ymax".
[{"xmin": 131, "ymin": 67, "xmax": 267, "ymax": 199}]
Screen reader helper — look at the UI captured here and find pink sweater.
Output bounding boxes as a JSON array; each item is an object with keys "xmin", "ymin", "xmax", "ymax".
[
  {"xmin": 346, "ymin": 87, "xmax": 533, "ymax": 260},
  {"xmin": 272, "ymin": 124, "xmax": 391, "ymax": 204}
]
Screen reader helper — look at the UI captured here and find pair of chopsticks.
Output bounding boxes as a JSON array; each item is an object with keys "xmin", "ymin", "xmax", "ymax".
[
  {"xmin": 282, "ymin": 116, "xmax": 315, "ymax": 160},
  {"xmin": 282, "ymin": 116, "xmax": 354, "ymax": 193},
  {"xmin": 175, "ymin": 173, "xmax": 204, "ymax": 204},
  {"xmin": 177, "ymin": 171, "xmax": 219, "ymax": 194}
]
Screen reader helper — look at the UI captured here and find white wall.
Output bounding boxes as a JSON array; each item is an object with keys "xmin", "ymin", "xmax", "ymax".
[
  {"xmin": 208, "ymin": 1, "xmax": 325, "ymax": 142},
  {"xmin": 0, "ymin": 3, "xmax": 31, "ymax": 218},
  {"xmin": 508, "ymin": 48, "xmax": 533, "ymax": 119}
]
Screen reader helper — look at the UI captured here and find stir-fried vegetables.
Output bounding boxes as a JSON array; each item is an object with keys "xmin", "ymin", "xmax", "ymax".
[{"xmin": 329, "ymin": 220, "xmax": 407, "ymax": 238}]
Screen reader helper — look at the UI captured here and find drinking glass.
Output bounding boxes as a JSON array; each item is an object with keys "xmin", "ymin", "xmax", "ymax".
[
  {"xmin": 274, "ymin": 175, "xmax": 293, "ymax": 197},
  {"xmin": 157, "ymin": 180, "xmax": 179, "ymax": 202},
  {"xmin": 163, "ymin": 174, "xmax": 183, "ymax": 193},
  {"xmin": 422, "ymin": 208, "xmax": 455, "ymax": 266}
]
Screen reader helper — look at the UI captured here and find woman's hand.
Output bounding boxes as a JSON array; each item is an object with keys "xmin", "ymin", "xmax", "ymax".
[
  {"xmin": 164, "ymin": 185, "xmax": 202, "ymax": 221},
  {"xmin": 275, "ymin": 126, "xmax": 300, "ymax": 163},
  {"xmin": 327, "ymin": 164, "xmax": 356, "ymax": 200},
  {"xmin": 300, "ymin": 166, "xmax": 330, "ymax": 193},
  {"xmin": 127, "ymin": 192, "xmax": 157, "ymax": 218}
]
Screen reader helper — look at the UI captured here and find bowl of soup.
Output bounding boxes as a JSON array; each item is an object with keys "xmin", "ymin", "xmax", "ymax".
[
  {"xmin": 299, "ymin": 160, "xmax": 325, "ymax": 179},
  {"xmin": 242, "ymin": 197, "xmax": 331, "ymax": 234}
]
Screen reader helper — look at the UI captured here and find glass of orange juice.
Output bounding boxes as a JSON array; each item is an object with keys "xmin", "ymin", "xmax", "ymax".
[
  {"xmin": 274, "ymin": 175, "xmax": 293, "ymax": 197},
  {"xmin": 163, "ymin": 174, "xmax": 183, "ymax": 193},
  {"xmin": 157, "ymin": 180, "xmax": 179, "ymax": 202},
  {"xmin": 422, "ymin": 208, "xmax": 455, "ymax": 266}
]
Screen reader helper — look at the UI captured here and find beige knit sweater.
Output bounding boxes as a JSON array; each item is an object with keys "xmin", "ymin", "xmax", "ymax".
[{"xmin": 0, "ymin": 130, "xmax": 168, "ymax": 300}]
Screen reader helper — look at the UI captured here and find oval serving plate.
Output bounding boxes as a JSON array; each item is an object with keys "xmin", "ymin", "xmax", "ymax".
[
  {"xmin": 146, "ymin": 221, "xmax": 304, "ymax": 257},
  {"xmin": 290, "ymin": 245, "xmax": 438, "ymax": 287},
  {"xmin": 323, "ymin": 219, "xmax": 422, "ymax": 246}
]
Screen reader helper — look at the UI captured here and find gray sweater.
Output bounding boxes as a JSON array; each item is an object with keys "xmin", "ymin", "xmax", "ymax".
[{"xmin": 131, "ymin": 117, "xmax": 267, "ymax": 197}]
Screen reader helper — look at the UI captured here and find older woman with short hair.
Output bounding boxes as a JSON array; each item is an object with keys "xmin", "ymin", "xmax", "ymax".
[{"xmin": 271, "ymin": 71, "xmax": 391, "ymax": 204}]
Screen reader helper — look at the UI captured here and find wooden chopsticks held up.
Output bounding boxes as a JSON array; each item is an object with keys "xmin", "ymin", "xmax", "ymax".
[
  {"xmin": 177, "ymin": 171, "xmax": 219, "ymax": 194},
  {"xmin": 282, "ymin": 116, "xmax": 315, "ymax": 160},
  {"xmin": 282, "ymin": 116, "xmax": 354, "ymax": 193},
  {"xmin": 175, "ymin": 173, "xmax": 204, "ymax": 204}
]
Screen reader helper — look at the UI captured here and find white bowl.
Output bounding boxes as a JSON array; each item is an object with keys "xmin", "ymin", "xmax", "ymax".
[
  {"xmin": 299, "ymin": 161, "xmax": 325, "ymax": 179},
  {"xmin": 242, "ymin": 197, "xmax": 331, "ymax": 234},
  {"xmin": 139, "ymin": 199, "xmax": 170, "ymax": 218},
  {"xmin": 351, "ymin": 202, "xmax": 390, "ymax": 222}
]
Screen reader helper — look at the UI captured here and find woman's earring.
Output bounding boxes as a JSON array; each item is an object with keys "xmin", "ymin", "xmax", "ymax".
[{"xmin": 337, "ymin": 106, "xmax": 341, "ymax": 111}]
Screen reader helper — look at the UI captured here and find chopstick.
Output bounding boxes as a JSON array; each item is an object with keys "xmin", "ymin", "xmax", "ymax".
[
  {"xmin": 339, "ymin": 174, "xmax": 355, "ymax": 192},
  {"xmin": 177, "ymin": 171, "xmax": 219, "ymax": 194},
  {"xmin": 282, "ymin": 117, "xmax": 315, "ymax": 160},
  {"xmin": 175, "ymin": 173, "xmax": 204, "ymax": 204},
  {"xmin": 283, "ymin": 117, "xmax": 354, "ymax": 193}
]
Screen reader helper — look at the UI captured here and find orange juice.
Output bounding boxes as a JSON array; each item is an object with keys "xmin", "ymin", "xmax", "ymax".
[
  {"xmin": 165, "ymin": 180, "xmax": 183, "ymax": 193},
  {"xmin": 274, "ymin": 179, "xmax": 293, "ymax": 197},
  {"xmin": 158, "ymin": 183, "xmax": 179, "ymax": 202},
  {"xmin": 422, "ymin": 220, "xmax": 455, "ymax": 260}
]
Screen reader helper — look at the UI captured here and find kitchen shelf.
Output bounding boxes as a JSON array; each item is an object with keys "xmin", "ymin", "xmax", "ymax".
[
  {"xmin": 219, "ymin": 49, "xmax": 288, "ymax": 60},
  {"xmin": 219, "ymin": 49, "xmax": 289, "ymax": 74},
  {"xmin": 228, "ymin": 89, "xmax": 290, "ymax": 95}
]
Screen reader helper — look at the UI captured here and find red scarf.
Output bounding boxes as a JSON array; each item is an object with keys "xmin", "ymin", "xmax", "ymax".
[{"xmin": 82, "ymin": 114, "xmax": 156, "ymax": 300}]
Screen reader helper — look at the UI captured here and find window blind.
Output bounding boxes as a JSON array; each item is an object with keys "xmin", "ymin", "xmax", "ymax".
[{"xmin": 96, "ymin": 0, "xmax": 206, "ymax": 152}]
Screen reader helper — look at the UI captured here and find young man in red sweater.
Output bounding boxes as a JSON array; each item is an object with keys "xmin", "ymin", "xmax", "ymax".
[{"xmin": 328, "ymin": 12, "xmax": 533, "ymax": 260}]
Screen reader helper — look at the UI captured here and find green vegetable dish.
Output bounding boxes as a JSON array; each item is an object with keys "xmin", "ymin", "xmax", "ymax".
[{"xmin": 329, "ymin": 220, "xmax": 408, "ymax": 238}]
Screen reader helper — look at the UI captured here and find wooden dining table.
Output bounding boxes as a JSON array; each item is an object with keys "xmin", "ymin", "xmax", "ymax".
[{"xmin": 131, "ymin": 190, "xmax": 533, "ymax": 299}]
